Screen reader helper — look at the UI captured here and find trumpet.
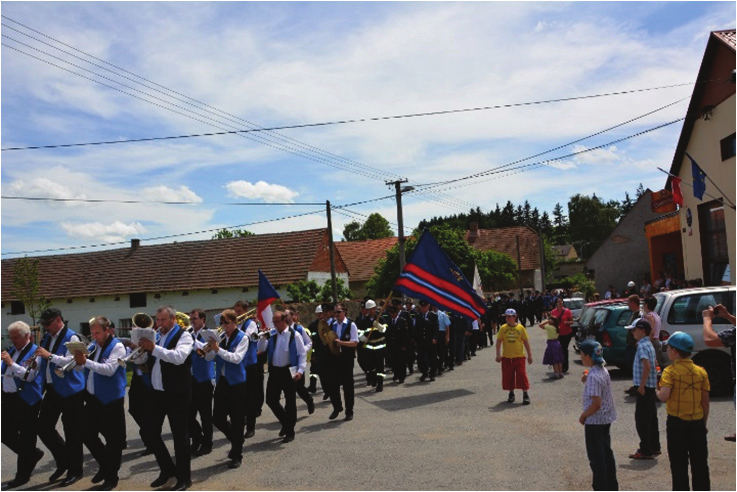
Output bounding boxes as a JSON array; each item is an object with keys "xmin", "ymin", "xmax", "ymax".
[
  {"xmin": 55, "ymin": 342, "xmax": 97, "ymax": 378},
  {"xmin": 196, "ymin": 328, "xmax": 226, "ymax": 358},
  {"xmin": 249, "ymin": 330, "xmax": 272, "ymax": 343},
  {"xmin": 116, "ymin": 312, "xmax": 156, "ymax": 367},
  {"xmin": 117, "ymin": 346, "xmax": 146, "ymax": 367}
]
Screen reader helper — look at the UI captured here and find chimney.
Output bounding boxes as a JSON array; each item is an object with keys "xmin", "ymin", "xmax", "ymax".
[
  {"xmin": 470, "ymin": 222, "xmax": 479, "ymax": 237},
  {"xmin": 130, "ymin": 238, "xmax": 140, "ymax": 252}
]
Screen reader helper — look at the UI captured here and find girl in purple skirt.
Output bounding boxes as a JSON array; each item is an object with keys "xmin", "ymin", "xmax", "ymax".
[{"xmin": 539, "ymin": 318, "xmax": 564, "ymax": 379}]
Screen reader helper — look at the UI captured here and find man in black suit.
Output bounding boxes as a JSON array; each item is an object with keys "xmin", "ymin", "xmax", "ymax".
[{"xmin": 415, "ymin": 300, "xmax": 439, "ymax": 382}]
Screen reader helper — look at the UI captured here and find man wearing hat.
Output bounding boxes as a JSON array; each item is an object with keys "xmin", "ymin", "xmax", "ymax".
[
  {"xmin": 307, "ymin": 305, "xmax": 324, "ymax": 395},
  {"xmin": 625, "ymin": 318, "xmax": 660, "ymax": 459},
  {"xmin": 34, "ymin": 307, "xmax": 86, "ymax": 487},
  {"xmin": 415, "ymin": 300, "xmax": 439, "ymax": 382},
  {"xmin": 360, "ymin": 300, "xmax": 388, "ymax": 392},
  {"xmin": 354, "ymin": 299, "xmax": 375, "ymax": 387}
]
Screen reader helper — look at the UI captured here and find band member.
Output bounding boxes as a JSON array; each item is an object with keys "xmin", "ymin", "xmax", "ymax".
[
  {"xmin": 306, "ymin": 305, "xmax": 324, "ymax": 394},
  {"xmin": 359, "ymin": 300, "xmax": 387, "ymax": 392},
  {"xmin": 258, "ymin": 311, "xmax": 307, "ymax": 443},
  {"xmin": 1, "ymin": 321, "xmax": 44, "ymax": 489},
  {"xmin": 209, "ymin": 310, "xmax": 248, "ymax": 469},
  {"xmin": 34, "ymin": 307, "xmax": 86, "ymax": 487},
  {"xmin": 188, "ymin": 309, "xmax": 215, "ymax": 457},
  {"xmin": 385, "ymin": 304, "xmax": 410, "ymax": 384},
  {"xmin": 285, "ymin": 309, "xmax": 315, "ymax": 415},
  {"xmin": 138, "ymin": 305, "xmax": 194, "ymax": 491},
  {"xmin": 326, "ymin": 303, "xmax": 359, "ymax": 421},
  {"xmin": 234, "ymin": 300, "xmax": 264, "ymax": 438},
  {"xmin": 415, "ymin": 300, "xmax": 439, "ymax": 382},
  {"xmin": 127, "ymin": 321, "xmax": 155, "ymax": 458},
  {"xmin": 355, "ymin": 299, "xmax": 373, "ymax": 384},
  {"xmin": 76, "ymin": 316, "xmax": 126, "ymax": 491}
]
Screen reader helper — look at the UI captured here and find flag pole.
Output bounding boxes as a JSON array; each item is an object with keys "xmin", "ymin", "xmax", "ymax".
[
  {"xmin": 684, "ymin": 153, "xmax": 736, "ymax": 209},
  {"xmin": 656, "ymin": 167, "xmax": 735, "ymax": 209}
]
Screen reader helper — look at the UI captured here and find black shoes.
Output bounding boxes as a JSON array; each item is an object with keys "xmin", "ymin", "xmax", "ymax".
[
  {"xmin": 194, "ymin": 446, "xmax": 211, "ymax": 457},
  {"xmin": 92, "ymin": 469, "xmax": 106, "ymax": 484},
  {"xmin": 307, "ymin": 399, "xmax": 315, "ymax": 415},
  {"xmin": 278, "ymin": 427, "xmax": 286, "ymax": 437},
  {"xmin": 507, "ymin": 392, "xmax": 515, "ymax": 403},
  {"xmin": 171, "ymin": 480, "xmax": 192, "ymax": 491},
  {"xmin": 49, "ymin": 467, "xmax": 67, "ymax": 482},
  {"xmin": 244, "ymin": 429, "xmax": 255, "ymax": 439},
  {"xmin": 60, "ymin": 474, "xmax": 82, "ymax": 488},
  {"xmin": 322, "ymin": 393, "xmax": 330, "ymax": 401},
  {"xmin": 307, "ymin": 380, "xmax": 317, "ymax": 393},
  {"xmin": 227, "ymin": 459, "xmax": 242, "ymax": 469},
  {"xmin": 522, "ymin": 393, "xmax": 531, "ymax": 405},
  {"xmin": 429, "ymin": 376, "xmax": 436, "ymax": 382},
  {"xmin": 281, "ymin": 435, "xmax": 295, "ymax": 443},
  {"xmin": 150, "ymin": 472, "xmax": 173, "ymax": 488},
  {"xmin": 100, "ymin": 478, "xmax": 119, "ymax": 491},
  {"xmin": 329, "ymin": 408, "xmax": 342, "ymax": 420},
  {"xmin": 5, "ymin": 477, "xmax": 30, "ymax": 489},
  {"xmin": 344, "ymin": 413, "xmax": 354, "ymax": 421},
  {"xmin": 420, "ymin": 374, "xmax": 427, "ymax": 382}
]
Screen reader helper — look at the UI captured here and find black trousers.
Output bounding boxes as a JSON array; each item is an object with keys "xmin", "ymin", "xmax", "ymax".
[
  {"xmin": 366, "ymin": 347, "xmax": 386, "ymax": 380},
  {"xmin": 128, "ymin": 374, "xmax": 150, "ymax": 450},
  {"xmin": 294, "ymin": 369, "xmax": 314, "ymax": 405},
  {"xmin": 634, "ymin": 387, "xmax": 660, "ymax": 456},
  {"xmin": 1, "ymin": 392, "xmax": 42, "ymax": 480},
  {"xmin": 417, "ymin": 342, "xmax": 438, "ymax": 377},
  {"xmin": 558, "ymin": 333, "xmax": 573, "ymax": 373},
  {"xmin": 326, "ymin": 356, "xmax": 355, "ymax": 414},
  {"xmin": 37, "ymin": 387, "xmax": 84, "ymax": 476},
  {"xmin": 83, "ymin": 394, "xmax": 125, "ymax": 482},
  {"xmin": 666, "ymin": 415, "xmax": 710, "ymax": 491},
  {"xmin": 142, "ymin": 389, "xmax": 191, "ymax": 483},
  {"xmin": 245, "ymin": 363, "xmax": 264, "ymax": 432},
  {"xmin": 188, "ymin": 378, "xmax": 214, "ymax": 449},
  {"xmin": 390, "ymin": 347, "xmax": 407, "ymax": 382},
  {"xmin": 585, "ymin": 424, "xmax": 618, "ymax": 491},
  {"xmin": 436, "ymin": 334, "xmax": 447, "ymax": 369},
  {"xmin": 213, "ymin": 377, "xmax": 246, "ymax": 460},
  {"xmin": 265, "ymin": 366, "xmax": 297, "ymax": 438}
]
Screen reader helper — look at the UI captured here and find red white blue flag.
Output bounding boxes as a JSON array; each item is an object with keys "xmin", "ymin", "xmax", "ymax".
[
  {"xmin": 257, "ymin": 270, "xmax": 280, "ymax": 330},
  {"xmin": 394, "ymin": 230, "xmax": 486, "ymax": 321}
]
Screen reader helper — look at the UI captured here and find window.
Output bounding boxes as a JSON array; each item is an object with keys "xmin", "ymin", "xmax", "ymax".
[
  {"xmin": 118, "ymin": 318, "xmax": 133, "ymax": 339},
  {"xmin": 10, "ymin": 301, "xmax": 25, "ymax": 315},
  {"xmin": 615, "ymin": 310, "xmax": 632, "ymax": 326},
  {"xmin": 720, "ymin": 133, "xmax": 735, "ymax": 161},
  {"xmin": 666, "ymin": 290, "xmax": 736, "ymax": 325},
  {"xmin": 129, "ymin": 292, "xmax": 147, "ymax": 308},
  {"xmin": 79, "ymin": 321, "xmax": 90, "ymax": 338},
  {"xmin": 698, "ymin": 201, "xmax": 728, "ymax": 286}
]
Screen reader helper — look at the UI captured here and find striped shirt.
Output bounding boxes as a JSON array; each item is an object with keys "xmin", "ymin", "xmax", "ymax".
[
  {"xmin": 582, "ymin": 365, "xmax": 617, "ymax": 425},
  {"xmin": 633, "ymin": 337, "xmax": 657, "ymax": 388},
  {"xmin": 660, "ymin": 358, "xmax": 710, "ymax": 420}
]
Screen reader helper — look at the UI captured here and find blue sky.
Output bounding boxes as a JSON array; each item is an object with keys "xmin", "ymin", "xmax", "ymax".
[{"xmin": 1, "ymin": 1, "xmax": 735, "ymax": 258}]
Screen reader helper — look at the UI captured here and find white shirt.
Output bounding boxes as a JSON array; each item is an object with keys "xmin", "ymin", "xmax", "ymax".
[
  {"xmin": 84, "ymin": 340, "xmax": 126, "ymax": 395},
  {"xmin": 151, "ymin": 327, "xmax": 194, "ymax": 391},
  {"xmin": 333, "ymin": 319, "xmax": 359, "ymax": 343},
  {"xmin": 265, "ymin": 328, "xmax": 307, "ymax": 374},
  {"xmin": 217, "ymin": 332, "xmax": 249, "ymax": 377},
  {"xmin": 645, "ymin": 311, "xmax": 662, "ymax": 340},
  {"xmin": 191, "ymin": 328, "xmax": 217, "ymax": 362},
  {"xmin": 2, "ymin": 341, "xmax": 37, "ymax": 393},
  {"xmin": 472, "ymin": 319, "xmax": 480, "ymax": 331},
  {"xmin": 292, "ymin": 323, "xmax": 312, "ymax": 352}
]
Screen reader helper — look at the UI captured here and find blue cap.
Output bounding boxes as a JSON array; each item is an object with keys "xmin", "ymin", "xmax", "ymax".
[
  {"xmin": 504, "ymin": 308, "xmax": 517, "ymax": 316},
  {"xmin": 580, "ymin": 340, "xmax": 605, "ymax": 365},
  {"xmin": 664, "ymin": 331, "xmax": 694, "ymax": 353}
]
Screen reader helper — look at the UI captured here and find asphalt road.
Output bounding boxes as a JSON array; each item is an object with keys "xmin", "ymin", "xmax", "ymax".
[{"xmin": 3, "ymin": 326, "xmax": 735, "ymax": 490}]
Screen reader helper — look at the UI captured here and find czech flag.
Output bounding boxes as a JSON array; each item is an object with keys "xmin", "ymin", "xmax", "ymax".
[
  {"xmin": 257, "ymin": 270, "xmax": 280, "ymax": 330},
  {"xmin": 394, "ymin": 229, "xmax": 486, "ymax": 321}
]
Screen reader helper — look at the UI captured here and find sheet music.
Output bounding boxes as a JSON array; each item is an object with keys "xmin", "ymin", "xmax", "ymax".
[{"xmin": 131, "ymin": 327, "xmax": 156, "ymax": 345}]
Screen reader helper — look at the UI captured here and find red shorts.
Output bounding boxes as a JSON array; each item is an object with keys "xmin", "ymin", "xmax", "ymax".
[{"xmin": 501, "ymin": 357, "xmax": 529, "ymax": 391}]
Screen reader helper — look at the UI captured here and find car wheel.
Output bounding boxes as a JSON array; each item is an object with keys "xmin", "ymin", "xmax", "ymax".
[{"xmin": 694, "ymin": 351, "xmax": 734, "ymax": 397}]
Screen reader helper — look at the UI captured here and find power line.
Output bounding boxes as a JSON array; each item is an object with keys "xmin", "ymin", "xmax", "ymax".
[{"xmin": 0, "ymin": 196, "xmax": 325, "ymax": 206}]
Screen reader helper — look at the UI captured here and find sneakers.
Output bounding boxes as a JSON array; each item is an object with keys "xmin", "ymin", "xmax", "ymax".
[
  {"xmin": 507, "ymin": 392, "xmax": 515, "ymax": 403},
  {"xmin": 628, "ymin": 452, "xmax": 654, "ymax": 460}
]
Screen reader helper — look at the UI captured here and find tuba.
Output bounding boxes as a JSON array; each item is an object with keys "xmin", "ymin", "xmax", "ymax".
[{"xmin": 176, "ymin": 311, "xmax": 191, "ymax": 328}]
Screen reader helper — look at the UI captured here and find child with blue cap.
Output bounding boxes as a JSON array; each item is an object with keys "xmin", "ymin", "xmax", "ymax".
[
  {"xmin": 657, "ymin": 331, "xmax": 711, "ymax": 491},
  {"xmin": 579, "ymin": 340, "xmax": 618, "ymax": 491}
]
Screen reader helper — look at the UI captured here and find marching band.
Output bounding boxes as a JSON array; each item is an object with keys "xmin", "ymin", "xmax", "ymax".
[{"xmin": 1, "ymin": 298, "xmax": 468, "ymax": 491}]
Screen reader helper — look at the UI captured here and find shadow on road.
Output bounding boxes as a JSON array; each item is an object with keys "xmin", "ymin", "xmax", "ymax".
[{"xmin": 362, "ymin": 388, "xmax": 474, "ymax": 412}]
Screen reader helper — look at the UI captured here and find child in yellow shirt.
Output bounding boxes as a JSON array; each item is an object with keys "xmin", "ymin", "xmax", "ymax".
[{"xmin": 495, "ymin": 309, "xmax": 533, "ymax": 404}]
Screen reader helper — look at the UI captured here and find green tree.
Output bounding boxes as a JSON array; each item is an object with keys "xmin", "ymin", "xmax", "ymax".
[
  {"xmin": 342, "ymin": 213, "xmax": 393, "ymax": 241},
  {"xmin": 286, "ymin": 280, "xmax": 321, "ymax": 303},
  {"xmin": 559, "ymin": 272, "xmax": 596, "ymax": 300},
  {"xmin": 212, "ymin": 228, "xmax": 254, "ymax": 239},
  {"xmin": 567, "ymin": 194, "xmax": 619, "ymax": 260},
  {"xmin": 319, "ymin": 278, "xmax": 354, "ymax": 302},
  {"xmin": 11, "ymin": 257, "xmax": 51, "ymax": 324},
  {"xmin": 342, "ymin": 221, "xmax": 363, "ymax": 241}
]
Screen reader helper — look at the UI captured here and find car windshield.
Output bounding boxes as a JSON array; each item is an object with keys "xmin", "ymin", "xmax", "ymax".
[{"xmin": 565, "ymin": 299, "xmax": 585, "ymax": 310}]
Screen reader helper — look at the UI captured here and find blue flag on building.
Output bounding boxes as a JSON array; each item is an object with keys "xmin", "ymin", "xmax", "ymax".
[
  {"xmin": 687, "ymin": 153, "xmax": 706, "ymax": 200},
  {"xmin": 394, "ymin": 229, "xmax": 486, "ymax": 321}
]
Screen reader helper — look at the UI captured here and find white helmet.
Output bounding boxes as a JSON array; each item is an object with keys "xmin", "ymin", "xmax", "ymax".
[
  {"xmin": 627, "ymin": 281, "xmax": 636, "ymax": 288},
  {"xmin": 364, "ymin": 300, "xmax": 377, "ymax": 309},
  {"xmin": 315, "ymin": 305, "xmax": 323, "ymax": 314}
]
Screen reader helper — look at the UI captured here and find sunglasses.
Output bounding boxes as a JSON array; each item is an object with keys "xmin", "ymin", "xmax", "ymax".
[{"xmin": 335, "ymin": 310, "xmax": 344, "ymax": 313}]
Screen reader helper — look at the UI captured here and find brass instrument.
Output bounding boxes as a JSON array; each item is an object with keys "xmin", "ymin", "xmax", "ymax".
[
  {"xmin": 17, "ymin": 354, "xmax": 38, "ymax": 392},
  {"xmin": 117, "ymin": 313, "xmax": 155, "ymax": 367},
  {"xmin": 196, "ymin": 328, "xmax": 226, "ymax": 358},
  {"xmin": 248, "ymin": 330, "xmax": 272, "ymax": 343},
  {"xmin": 318, "ymin": 319, "xmax": 340, "ymax": 356},
  {"xmin": 176, "ymin": 311, "xmax": 191, "ymax": 328},
  {"xmin": 55, "ymin": 338, "xmax": 96, "ymax": 378}
]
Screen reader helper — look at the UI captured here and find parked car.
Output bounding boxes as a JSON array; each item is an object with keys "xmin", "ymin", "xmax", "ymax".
[
  {"xmin": 573, "ymin": 299, "xmax": 628, "ymax": 353},
  {"xmin": 563, "ymin": 298, "xmax": 585, "ymax": 319},
  {"xmin": 654, "ymin": 286, "xmax": 735, "ymax": 396}
]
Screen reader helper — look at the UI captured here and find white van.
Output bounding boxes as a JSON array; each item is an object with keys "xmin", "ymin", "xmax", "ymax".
[{"xmin": 654, "ymin": 286, "xmax": 735, "ymax": 396}]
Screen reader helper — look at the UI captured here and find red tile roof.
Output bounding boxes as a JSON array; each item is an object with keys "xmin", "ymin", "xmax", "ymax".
[
  {"xmin": 1, "ymin": 229, "xmax": 346, "ymax": 300},
  {"xmin": 464, "ymin": 226, "xmax": 541, "ymax": 270},
  {"xmin": 336, "ymin": 237, "xmax": 399, "ymax": 282}
]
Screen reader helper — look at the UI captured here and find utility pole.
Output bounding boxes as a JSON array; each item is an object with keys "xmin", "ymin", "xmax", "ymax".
[
  {"xmin": 387, "ymin": 179, "xmax": 412, "ymax": 273},
  {"xmin": 326, "ymin": 200, "xmax": 338, "ymax": 303},
  {"xmin": 516, "ymin": 234, "xmax": 524, "ymax": 299},
  {"xmin": 538, "ymin": 227, "xmax": 546, "ymax": 292}
]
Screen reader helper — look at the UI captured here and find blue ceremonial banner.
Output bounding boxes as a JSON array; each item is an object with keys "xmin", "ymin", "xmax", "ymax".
[
  {"xmin": 394, "ymin": 230, "xmax": 486, "ymax": 321},
  {"xmin": 687, "ymin": 153, "xmax": 706, "ymax": 200}
]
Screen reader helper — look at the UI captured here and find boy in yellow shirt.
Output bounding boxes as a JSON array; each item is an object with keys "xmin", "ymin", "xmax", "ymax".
[
  {"xmin": 656, "ymin": 331, "xmax": 710, "ymax": 491},
  {"xmin": 495, "ymin": 309, "xmax": 533, "ymax": 404}
]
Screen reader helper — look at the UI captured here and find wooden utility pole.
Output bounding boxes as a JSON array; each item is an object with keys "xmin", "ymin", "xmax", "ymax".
[{"xmin": 326, "ymin": 201, "xmax": 338, "ymax": 302}]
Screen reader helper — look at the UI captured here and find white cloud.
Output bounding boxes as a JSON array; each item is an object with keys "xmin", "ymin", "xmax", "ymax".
[
  {"xmin": 61, "ymin": 221, "xmax": 147, "ymax": 243},
  {"xmin": 5, "ymin": 177, "xmax": 87, "ymax": 202},
  {"xmin": 225, "ymin": 180, "xmax": 299, "ymax": 203},
  {"xmin": 141, "ymin": 185, "xmax": 203, "ymax": 203}
]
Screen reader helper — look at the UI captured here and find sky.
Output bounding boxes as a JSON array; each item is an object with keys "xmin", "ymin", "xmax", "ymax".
[{"xmin": 1, "ymin": 1, "xmax": 735, "ymax": 258}]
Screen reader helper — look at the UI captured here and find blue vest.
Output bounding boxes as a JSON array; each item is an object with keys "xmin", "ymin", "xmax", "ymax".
[
  {"xmin": 215, "ymin": 330, "xmax": 247, "ymax": 385},
  {"xmin": 190, "ymin": 331, "xmax": 216, "ymax": 383},
  {"xmin": 86, "ymin": 337, "xmax": 127, "ymax": 405},
  {"xmin": 1, "ymin": 343, "xmax": 43, "ymax": 406},
  {"xmin": 243, "ymin": 333, "xmax": 259, "ymax": 367},
  {"xmin": 40, "ymin": 327, "xmax": 86, "ymax": 398},
  {"xmin": 266, "ymin": 328, "xmax": 299, "ymax": 368}
]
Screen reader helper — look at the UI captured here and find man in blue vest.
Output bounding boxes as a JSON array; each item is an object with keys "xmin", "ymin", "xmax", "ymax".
[
  {"xmin": 34, "ymin": 307, "xmax": 86, "ymax": 487},
  {"xmin": 74, "ymin": 316, "xmax": 126, "ymax": 491},
  {"xmin": 234, "ymin": 300, "xmax": 264, "ymax": 439},
  {"xmin": 285, "ymin": 309, "xmax": 315, "ymax": 415},
  {"xmin": 258, "ymin": 311, "xmax": 306, "ymax": 443},
  {"xmin": 138, "ymin": 305, "xmax": 194, "ymax": 491},
  {"xmin": 326, "ymin": 303, "xmax": 359, "ymax": 421},
  {"xmin": 1, "ymin": 321, "xmax": 45, "ymax": 489},
  {"xmin": 188, "ymin": 308, "xmax": 215, "ymax": 457},
  {"xmin": 208, "ymin": 309, "xmax": 249, "ymax": 469}
]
